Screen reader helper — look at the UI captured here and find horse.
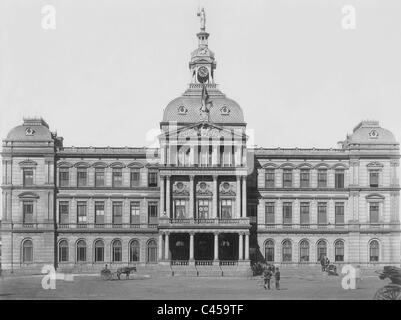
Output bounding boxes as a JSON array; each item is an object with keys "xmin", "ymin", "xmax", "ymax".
[{"xmin": 116, "ymin": 266, "xmax": 137, "ymax": 280}]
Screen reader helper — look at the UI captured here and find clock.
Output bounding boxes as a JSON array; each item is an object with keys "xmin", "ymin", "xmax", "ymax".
[{"xmin": 197, "ymin": 66, "xmax": 209, "ymax": 83}]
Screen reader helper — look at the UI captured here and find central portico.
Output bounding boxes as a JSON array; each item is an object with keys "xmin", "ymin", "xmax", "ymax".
[{"xmin": 157, "ymin": 9, "xmax": 251, "ymax": 267}]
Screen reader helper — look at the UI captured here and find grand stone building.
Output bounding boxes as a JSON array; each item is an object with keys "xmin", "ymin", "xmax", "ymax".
[{"xmin": 1, "ymin": 12, "xmax": 400, "ymax": 274}]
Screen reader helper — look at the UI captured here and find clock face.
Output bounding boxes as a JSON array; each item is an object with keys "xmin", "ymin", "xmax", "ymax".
[{"xmin": 197, "ymin": 66, "xmax": 209, "ymax": 83}]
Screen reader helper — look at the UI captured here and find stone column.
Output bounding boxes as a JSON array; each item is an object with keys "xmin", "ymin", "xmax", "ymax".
[
  {"xmin": 244, "ymin": 233, "xmax": 249, "ymax": 260},
  {"xmin": 212, "ymin": 144, "xmax": 219, "ymax": 166},
  {"xmin": 189, "ymin": 175, "xmax": 194, "ymax": 219},
  {"xmin": 166, "ymin": 176, "xmax": 171, "ymax": 218},
  {"xmin": 164, "ymin": 232, "xmax": 170, "ymax": 260},
  {"xmin": 236, "ymin": 176, "xmax": 241, "ymax": 219},
  {"xmin": 238, "ymin": 233, "xmax": 244, "ymax": 260},
  {"xmin": 189, "ymin": 232, "xmax": 194, "ymax": 261},
  {"xmin": 158, "ymin": 234, "xmax": 163, "ymax": 260},
  {"xmin": 214, "ymin": 232, "xmax": 219, "ymax": 261},
  {"xmin": 242, "ymin": 176, "xmax": 247, "ymax": 218},
  {"xmin": 159, "ymin": 176, "xmax": 165, "ymax": 216},
  {"xmin": 213, "ymin": 175, "xmax": 218, "ymax": 219}
]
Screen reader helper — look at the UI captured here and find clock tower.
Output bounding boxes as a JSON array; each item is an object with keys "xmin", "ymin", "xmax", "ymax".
[{"xmin": 189, "ymin": 8, "xmax": 216, "ymax": 84}]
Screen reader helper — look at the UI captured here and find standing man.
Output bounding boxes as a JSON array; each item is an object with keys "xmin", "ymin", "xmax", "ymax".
[
  {"xmin": 275, "ymin": 267, "xmax": 281, "ymax": 290},
  {"xmin": 263, "ymin": 268, "xmax": 272, "ymax": 290},
  {"xmin": 320, "ymin": 255, "xmax": 326, "ymax": 272}
]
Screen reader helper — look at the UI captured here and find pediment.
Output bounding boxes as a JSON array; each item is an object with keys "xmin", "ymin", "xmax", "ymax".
[{"xmin": 161, "ymin": 122, "xmax": 246, "ymax": 141}]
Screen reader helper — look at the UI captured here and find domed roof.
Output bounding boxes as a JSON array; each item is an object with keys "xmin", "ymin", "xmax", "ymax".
[
  {"xmin": 162, "ymin": 85, "xmax": 245, "ymax": 124},
  {"xmin": 5, "ymin": 118, "xmax": 53, "ymax": 142},
  {"xmin": 345, "ymin": 121, "xmax": 397, "ymax": 145}
]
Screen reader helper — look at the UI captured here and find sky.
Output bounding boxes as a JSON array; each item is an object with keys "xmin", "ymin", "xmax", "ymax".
[{"xmin": 0, "ymin": 0, "xmax": 400, "ymax": 218}]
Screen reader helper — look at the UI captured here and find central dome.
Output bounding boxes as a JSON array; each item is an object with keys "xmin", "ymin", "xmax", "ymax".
[{"xmin": 162, "ymin": 85, "xmax": 245, "ymax": 125}]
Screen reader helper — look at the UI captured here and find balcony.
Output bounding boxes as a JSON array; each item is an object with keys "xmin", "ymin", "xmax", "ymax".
[
  {"xmin": 57, "ymin": 223, "xmax": 158, "ymax": 231},
  {"xmin": 159, "ymin": 218, "xmax": 251, "ymax": 227},
  {"xmin": 258, "ymin": 223, "xmax": 400, "ymax": 232}
]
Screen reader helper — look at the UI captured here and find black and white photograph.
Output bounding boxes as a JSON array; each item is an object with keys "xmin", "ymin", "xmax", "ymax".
[{"xmin": 0, "ymin": 0, "xmax": 400, "ymax": 307}]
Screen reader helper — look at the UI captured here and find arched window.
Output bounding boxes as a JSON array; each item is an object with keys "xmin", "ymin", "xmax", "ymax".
[
  {"xmin": 334, "ymin": 240, "xmax": 344, "ymax": 262},
  {"xmin": 22, "ymin": 239, "xmax": 33, "ymax": 263},
  {"xmin": 369, "ymin": 240, "xmax": 379, "ymax": 262},
  {"xmin": 58, "ymin": 240, "xmax": 69, "ymax": 262},
  {"xmin": 264, "ymin": 240, "xmax": 274, "ymax": 262},
  {"xmin": 282, "ymin": 240, "xmax": 292, "ymax": 262},
  {"xmin": 112, "ymin": 240, "xmax": 122, "ymax": 262},
  {"xmin": 94, "ymin": 240, "xmax": 104, "ymax": 262},
  {"xmin": 299, "ymin": 240, "xmax": 309, "ymax": 262},
  {"xmin": 317, "ymin": 240, "xmax": 327, "ymax": 261},
  {"xmin": 130, "ymin": 240, "xmax": 140, "ymax": 262},
  {"xmin": 147, "ymin": 239, "xmax": 157, "ymax": 263},
  {"xmin": 76, "ymin": 240, "xmax": 86, "ymax": 262}
]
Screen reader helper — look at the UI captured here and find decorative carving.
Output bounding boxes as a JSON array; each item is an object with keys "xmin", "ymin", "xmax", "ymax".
[
  {"xmin": 25, "ymin": 127, "xmax": 35, "ymax": 136},
  {"xmin": 367, "ymin": 161, "xmax": 384, "ymax": 168},
  {"xmin": 172, "ymin": 181, "xmax": 189, "ymax": 196},
  {"xmin": 219, "ymin": 181, "xmax": 236, "ymax": 196},
  {"xmin": 196, "ymin": 181, "xmax": 212, "ymax": 196},
  {"xmin": 177, "ymin": 105, "xmax": 188, "ymax": 115},
  {"xmin": 220, "ymin": 106, "xmax": 230, "ymax": 115},
  {"xmin": 369, "ymin": 129, "xmax": 379, "ymax": 139}
]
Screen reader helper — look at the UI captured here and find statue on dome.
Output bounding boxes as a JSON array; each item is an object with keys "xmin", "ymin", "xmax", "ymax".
[{"xmin": 197, "ymin": 7, "xmax": 206, "ymax": 31}]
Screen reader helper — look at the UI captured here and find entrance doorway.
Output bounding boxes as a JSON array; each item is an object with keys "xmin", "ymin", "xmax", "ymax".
[
  {"xmin": 219, "ymin": 233, "xmax": 238, "ymax": 260},
  {"xmin": 194, "ymin": 233, "xmax": 214, "ymax": 260},
  {"xmin": 170, "ymin": 233, "xmax": 189, "ymax": 260}
]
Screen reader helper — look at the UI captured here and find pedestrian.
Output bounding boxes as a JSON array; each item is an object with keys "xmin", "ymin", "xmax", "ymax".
[
  {"xmin": 275, "ymin": 267, "xmax": 280, "ymax": 290},
  {"xmin": 263, "ymin": 268, "xmax": 272, "ymax": 290},
  {"xmin": 320, "ymin": 255, "xmax": 326, "ymax": 272}
]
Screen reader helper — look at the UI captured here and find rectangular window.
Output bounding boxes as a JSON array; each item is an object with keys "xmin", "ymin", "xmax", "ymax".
[
  {"xmin": 198, "ymin": 199, "xmax": 209, "ymax": 219},
  {"xmin": 77, "ymin": 169, "xmax": 87, "ymax": 187},
  {"xmin": 148, "ymin": 202, "xmax": 158, "ymax": 224},
  {"xmin": 23, "ymin": 202, "xmax": 34, "ymax": 223},
  {"xmin": 174, "ymin": 199, "xmax": 186, "ymax": 219},
  {"xmin": 221, "ymin": 199, "xmax": 232, "ymax": 219},
  {"xmin": 317, "ymin": 202, "xmax": 327, "ymax": 225},
  {"xmin": 369, "ymin": 203, "xmax": 379, "ymax": 223},
  {"xmin": 112, "ymin": 169, "xmax": 123, "ymax": 187},
  {"xmin": 112, "ymin": 202, "xmax": 123, "ymax": 225},
  {"xmin": 265, "ymin": 169, "xmax": 275, "ymax": 188},
  {"xmin": 130, "ymin": 169, "xmax": 140, "ymax": 187},
  {"xmin": 335, "ymin": 170, "xmax": 345, "ymax": 189},
  {"xmin": 59, "ymin": 169, "xmax": 69, "ymax": 187},
  {"xmin": 283, "ymin": 169, "xmax": 292, "ymax": 188},
  {"xmin": 300, "ymin": 202, "xmax": 310, "ymax": 225},
  {"xmin": 318, "ymin": 169, "xmax": 327, "ymax": 188},
  {"xmin": 23, "ymin": 169, "xmax": 34, "ymax": 186},
  {"xmin": 335, "ymin": 202, "xmax": 345, "ymax": 225},
  {"xmin": 370, "ymin": 171, "xmax": 379, "ymax": 188},
  {"xmin": 95, "ymin": 169, "xmax": 105, "ymax": 187},
  {"xmin": 59, "ymin": 201, "xmax": 69, "ymax": 224},
  {"xmin": 77, "ymin": 202, "xmax": 87, "ymax": 223},
  {"xmin": 148, "ymin": 171, "xmax": 158, "ymax": 187},
  {"xmin": 300, "ymin": 170, "xmax": 310, "ymax": 188},
  {"xmin": 95, "ymin": 202, "xmax": 105, "ymax": 225},
  {"xmin": 130, "ymin": 201, "xmax": 140, "ymax": 224},
  {"xmin": 283, "ymin": 202, "xmax": 292, "ymax": 225},
  {"xmin": 265, "ymin": 202, "xmax": 275, "ymax": 224}
]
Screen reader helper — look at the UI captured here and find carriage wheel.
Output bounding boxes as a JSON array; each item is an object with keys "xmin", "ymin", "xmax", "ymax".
[
  {"xmin": 373, "ymin": 285, "xmax": 401, "ymax": 300},
  {"xmin": 101, "ymin": 271, "xmax": 112, "ymax": 281}
]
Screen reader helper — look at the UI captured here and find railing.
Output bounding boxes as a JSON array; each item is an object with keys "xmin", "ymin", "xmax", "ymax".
[
  {"xmin": 219, "ymin": 260, "xmax": 238, "ymax": 266},
  {"xmin": 161, "ymin": 218, "xmax": 250, "ymax": 225},
  {"xmin": 57, "ymin": 223, "xmax": 158, "ymax": 230},
  {"xmin": 195, "ymin": 260, "xmax": 214, "ymax": 266},
  {"xmin": 171, "ymin": 260, "xmax": 189, "ymax": 266},
  {"xmin": 8, "ymin": 223, "xmax": 54, "ymax": 230},
  {"xmin": 258, "ymin": 223, "xmax": 400, "ymax": 230}
]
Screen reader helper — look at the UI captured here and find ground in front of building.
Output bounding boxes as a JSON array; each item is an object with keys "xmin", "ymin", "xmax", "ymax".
[{"xmin": 0, "ymin": 269, "xmax": 387, "ymax": 300}]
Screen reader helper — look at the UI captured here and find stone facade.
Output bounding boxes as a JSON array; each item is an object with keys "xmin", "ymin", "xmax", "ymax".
[{"xmin": 1, "ymin": 14, "xmax": 400, "ymax": 274}]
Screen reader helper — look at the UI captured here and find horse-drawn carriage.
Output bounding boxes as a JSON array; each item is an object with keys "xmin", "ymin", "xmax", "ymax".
[
  {"xmin": 373, "ymin": 266, "xmax": 401, "ymax": 300},
  {"xmin": 100, "ymin": 266, "xmax": 137, "ymax": 280}
]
